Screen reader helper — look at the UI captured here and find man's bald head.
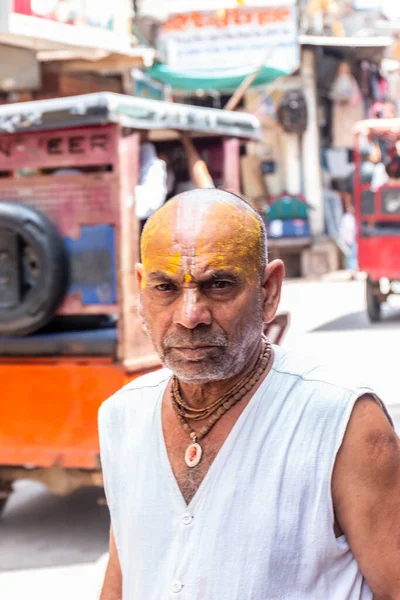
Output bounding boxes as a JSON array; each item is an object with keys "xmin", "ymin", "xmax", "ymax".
[
  {"xmin": 137, "ymin": 188, "xmax": 283, "ymax": 383},
  {"xmin": 141, "ymin": 188, "xmax": 267, "ymax": 280}
]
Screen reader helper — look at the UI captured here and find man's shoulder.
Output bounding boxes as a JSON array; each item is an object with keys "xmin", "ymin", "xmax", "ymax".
[
  {"xmin": 273, "ymin": 345, "xmax": 372, "ymax": 397},
  {"xmin": 99, "ymin": 368, "xmax": 171, "ymax": 423},
  {"xmin": 273, "ymin": 346, "xmax": 393, "ymax": 430}
]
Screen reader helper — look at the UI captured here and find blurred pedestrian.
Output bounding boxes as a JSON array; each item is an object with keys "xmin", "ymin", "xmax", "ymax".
[
  {"xmin": 340, "ymin": 205, "xmax": 358, "ymax": 278},
  {"xmin": 99, "ymin": 189, "xmax": 398, "ymax": 600},
  {"xmin": 135, "ymin": 141, "xmax": 168, "ymax": 232},
  {"xmin": 158, "ymin": 151, "xmax": 176, "ymax": 200}
]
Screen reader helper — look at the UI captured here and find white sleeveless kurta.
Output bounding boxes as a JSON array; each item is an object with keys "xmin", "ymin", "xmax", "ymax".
[{"xmin": 98, "ymin": 345, "xmax": 386, "ymax": 600}]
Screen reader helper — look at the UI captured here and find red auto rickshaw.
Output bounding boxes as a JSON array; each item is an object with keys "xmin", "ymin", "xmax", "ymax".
[{"xmin": 354, "ymin": 118, "xmax": 400, "ymax": 322}]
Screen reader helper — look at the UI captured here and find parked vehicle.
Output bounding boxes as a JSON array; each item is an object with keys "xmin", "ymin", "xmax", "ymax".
[
  {"xmin": 354, "ymin": 118, "xmax": 400, "ymax": 322},
  {"xmin": 0, "ymin": 92, "xmax": 288, "ymax": 513}
]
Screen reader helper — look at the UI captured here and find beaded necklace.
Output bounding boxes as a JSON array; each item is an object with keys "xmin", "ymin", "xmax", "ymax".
[{"xmin": 171, "ymin": 337, "xmax": 272, "ymax": 467}]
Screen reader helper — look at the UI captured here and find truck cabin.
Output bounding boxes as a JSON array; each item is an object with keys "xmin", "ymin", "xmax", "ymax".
[{"xmin": 0, "ymin": 92, "xmax": 261, "ymax": 369}]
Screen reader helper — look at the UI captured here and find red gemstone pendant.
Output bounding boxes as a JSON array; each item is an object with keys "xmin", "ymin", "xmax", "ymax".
[{"xmin": 184, "ymin": 442, "xmax": 202, "ymax": 468}]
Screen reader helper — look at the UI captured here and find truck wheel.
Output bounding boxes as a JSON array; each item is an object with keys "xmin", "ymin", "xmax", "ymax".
[
  {"xmin": 366, "ymin": 278, "xmax": 381, "ymax": 323},
  {"xmin": 0, "ymin": 202, "xmax": 69, "ymax": 336}
]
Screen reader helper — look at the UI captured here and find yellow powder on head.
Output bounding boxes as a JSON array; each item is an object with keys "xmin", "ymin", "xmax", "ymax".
[
  {"xmin": 140, "ymin": 204, "xmax": 182, "ymax": 287},
  {"xmin": 140, "ymin": 190, "xmax": 263, "ymax": 286},
  {"xmin": 195, "ymin": 202, "xmax": 262, "ymax": 282}
]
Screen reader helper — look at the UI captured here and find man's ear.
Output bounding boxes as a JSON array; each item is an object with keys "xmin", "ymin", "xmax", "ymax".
[
  {"xmin": 136, "ymin": 263, "xmax": 144, "ymax": 289},
  {"xmin": 135, "ymin": 263, "xmax": 146, "ymax": 329},
  {"xmin": 261, "ymin": 259, "xmax": 285, "ymax": 323}
]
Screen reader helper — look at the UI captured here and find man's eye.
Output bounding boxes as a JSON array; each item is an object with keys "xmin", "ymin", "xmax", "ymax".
[
  {"xmin": 209, "ymin": 280, "xmax": 232, "ymax": 290},
  {"xmin": 155, "ymin": 283, "xmax": 177, "ymax": 292}
]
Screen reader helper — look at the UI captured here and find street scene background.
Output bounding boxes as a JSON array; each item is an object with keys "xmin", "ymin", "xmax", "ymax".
[{"xmin": 1, "ymin": 0, "xmax": 400, "ymax": 599}]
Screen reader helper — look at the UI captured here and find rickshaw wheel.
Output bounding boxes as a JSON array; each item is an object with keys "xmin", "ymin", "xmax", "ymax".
[{"xmin": 366, "ymin": 278, "xmax": 381, "ymax": 323}]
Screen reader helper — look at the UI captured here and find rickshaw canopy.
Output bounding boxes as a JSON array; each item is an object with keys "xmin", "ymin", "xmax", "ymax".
[{"xmin": 0, "ymin": 92, "xmax": 261, "ymax": 141}]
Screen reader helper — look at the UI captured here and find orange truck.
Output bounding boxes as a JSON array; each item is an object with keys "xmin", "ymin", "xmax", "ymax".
[{"xmin": 0, "ymin": 93, "xmax": 287, "ymax": 514}]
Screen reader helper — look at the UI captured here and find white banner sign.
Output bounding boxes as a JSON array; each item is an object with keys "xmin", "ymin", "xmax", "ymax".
[{"xmin": 158, "ymin": 5, "xmax": 299, "ymax": 73}]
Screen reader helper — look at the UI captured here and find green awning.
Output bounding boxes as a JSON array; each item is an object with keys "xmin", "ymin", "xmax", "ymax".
[{"xmin": 145, "ymin": 63, "xmax": 289, "ymax": 92}]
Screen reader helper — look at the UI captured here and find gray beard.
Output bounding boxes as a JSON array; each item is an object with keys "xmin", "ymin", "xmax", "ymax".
[{"xmin": 140, "ymin": 293, "xmax": 264, "ymax": 384}]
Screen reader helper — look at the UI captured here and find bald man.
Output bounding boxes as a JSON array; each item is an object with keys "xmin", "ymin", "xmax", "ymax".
[{"xmin": 99, "ymin": 189, "xmax": 400, "ymax": 600}]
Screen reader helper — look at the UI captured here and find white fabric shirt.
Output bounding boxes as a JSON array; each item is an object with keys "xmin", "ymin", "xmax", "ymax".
[
  {"xmin": 340, "ymin": 213, "xmax": 356, "ymax": 247},
  {"xmin": 99, "ymin": 346, "xmax": 388, "ymax": 600}
]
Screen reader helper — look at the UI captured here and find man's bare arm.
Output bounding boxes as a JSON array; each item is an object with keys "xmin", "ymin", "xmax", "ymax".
[
  {"xmin": 332, "ymin": 395, "xmax": 400, "ymax": 600},
  {"xmin": 100, "ymin": 528, "xmax": 122, "ymax": 600}
]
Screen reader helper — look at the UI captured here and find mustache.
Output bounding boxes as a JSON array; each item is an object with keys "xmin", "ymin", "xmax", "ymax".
[{"xmin": 162, "ymin": 328, "xmax": 228, "ymax": 350}]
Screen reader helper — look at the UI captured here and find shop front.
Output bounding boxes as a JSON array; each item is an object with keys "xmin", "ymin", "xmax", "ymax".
[
  {"xmin": 139, "ymin": 2, "xmax": 313, "ymax": 276},
  {"xmin": 135, "ymin": 1, "xmax": 394, "ymax": 277},
  {"xmin": 241, "ymin": 37, "xmax": 393, "ymax": 277},
  {"xmin": 314, "ymin": 38, "xmax": 393, "ymax": 275}
]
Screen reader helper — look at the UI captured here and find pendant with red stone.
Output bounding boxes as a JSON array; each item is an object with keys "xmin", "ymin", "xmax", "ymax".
[{"xmin": 185, "ymin": 442, "xmax": 202, "ymax": 468}]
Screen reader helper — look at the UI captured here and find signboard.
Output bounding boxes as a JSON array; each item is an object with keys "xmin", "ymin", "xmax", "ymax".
[
  {"xmin": 0, "ymin": 124, "xmax": 117, "ymax": 170},
  {"xmin": 139, "ymin": 0, "xmax": 294, "ymax": 21},
  {"xmin": 13, "ymin": 0, "xmax": 114, "ymax": 28},
  {"xmin": 158, "ymin": 5, "xmax": 299, "ymax": 74},
  {"xmin": 0, "ymin": 0, "xmax": 133, "ymax": 53}
]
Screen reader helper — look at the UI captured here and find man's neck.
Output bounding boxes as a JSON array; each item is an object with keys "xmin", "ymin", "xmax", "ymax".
[{"xmin": 177, "ymin": 340, "xmax": 263, "ymax": 409}]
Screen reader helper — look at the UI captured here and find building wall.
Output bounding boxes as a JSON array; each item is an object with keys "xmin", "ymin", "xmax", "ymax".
[{"xmin": 34, "ymin": 64, "xmax": 123, "ymax": 101}]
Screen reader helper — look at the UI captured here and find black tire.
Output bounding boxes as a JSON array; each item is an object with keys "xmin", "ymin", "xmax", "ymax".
[
  {"xmin": 0, "ymin": 480, "xmax": 12, "ymax": 518},
  {"xmin": 366, "ymin": 277, "xmax": 381, "ymax": 323},
  {"xmin": 0, "ymin": 202, "xmax": 69, "ymax": 336}
]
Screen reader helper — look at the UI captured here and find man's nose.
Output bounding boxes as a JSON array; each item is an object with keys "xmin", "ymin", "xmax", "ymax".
[{"xmin": 173, "ymin": 288, "xmax": 212, "ymax": 329}]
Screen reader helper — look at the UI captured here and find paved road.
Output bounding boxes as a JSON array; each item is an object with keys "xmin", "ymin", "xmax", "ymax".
[
  {"xmin": 0, "ymin": 481, "xmax": 109, "ymax": 599},
  {"xmin": 279, "ymin": 275, "xmax": 400, "ymax": 430},
  {"xmin": 1, "ymin": 274, "xmax": 399, "ymax": 599}
]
